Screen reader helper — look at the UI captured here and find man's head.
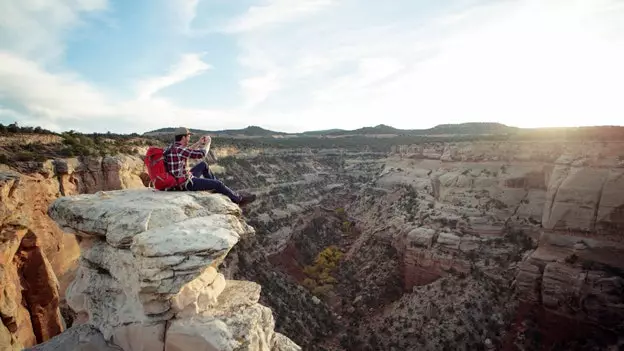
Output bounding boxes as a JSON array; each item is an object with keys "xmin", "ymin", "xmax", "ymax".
[{"xmin": 173, "ymin": 127, "xmax": 192, "ymax": 146}]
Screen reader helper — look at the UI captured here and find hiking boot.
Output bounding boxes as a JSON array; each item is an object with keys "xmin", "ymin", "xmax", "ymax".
[
  {"xmin": 238, "ymin": 193, "xmax": 257, "ymax": 207},
  {"xmin": 206, "ymin": 150, "xmax": 218, "ymax": 164}
]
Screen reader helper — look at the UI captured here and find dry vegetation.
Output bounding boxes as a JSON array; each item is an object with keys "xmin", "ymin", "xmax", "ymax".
[{"xmin": 0, "ymin": 123, "xmax": 167, "ymax": 166}]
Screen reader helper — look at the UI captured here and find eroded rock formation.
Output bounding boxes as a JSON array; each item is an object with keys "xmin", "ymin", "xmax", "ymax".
[
  {"xmin": 1, "ymin": 139, "xmax": 623, "ymax": 350},
  {"xmin": 0, "ymin": 171, "xmax": 79, "ymax": 350},
  {"xmin": 2, "ymin": 227, "xmax": 58, "ymax": 349},
  {"xmin": 0, "ymin": 154, "xmax": 147, "ymax": 349},
  {"xmin": 29, "ymin": 189, "xmax": 300, "ymax": 351},
  {"xmin": 215, "ymin": 140, "xmax": 624, "ymax": 349}
]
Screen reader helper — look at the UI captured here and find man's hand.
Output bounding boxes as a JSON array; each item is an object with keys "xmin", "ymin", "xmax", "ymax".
[
  {"xmin": 190, "ymin": 135, "xmax": 211, "ymax": 151},
  {"xmin": 198, "ymin": 135, "xmax": 211, "ymax": 152}
]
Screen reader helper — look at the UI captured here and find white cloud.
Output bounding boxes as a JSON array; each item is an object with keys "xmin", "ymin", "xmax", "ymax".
[
  {"xmin": 0, "ymin": 51, "xmax": 240, "ymax": 133},
  {"xmin": 0, "ymin": 51, "xmax": 113, "ymax": 119},
  {"xmin": 314, "ymin": 57, "xmax": 405, "ymax": 102},
  {"xmin": 0, "ymin": 0, "xmax": 108, "ymax": 62},
  {"xmin": 171, "ymin": 0, "xmax": 200, "ymax": 33},
  {"xmin": 0, "ymin": 0, "xmax": 241, "ymax": 133},
  {"xmin": 228, "ymin": 0, "xmax": 624, "ymax": 131},
  {"xmin": 136, "ymin": 53, "xmax": 212, "ymax": 100},
  {"xmin": 224, "ymin": 0, "xmax": 335, "ymax": 33},
  {"xmin": 365, "ymin": 0, "xmax": 624, "ymax": 129},
  {"xmin": 240, "ymin": 73, "xmax": 281, "ymax": 108},
  {"xmin": 2, "ymin": 0, "xmax": 624, "ymax": 134}
]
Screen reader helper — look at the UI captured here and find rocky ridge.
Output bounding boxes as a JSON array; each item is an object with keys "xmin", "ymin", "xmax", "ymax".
[{"xmin": 27, "ymin": 189, "xmax": 300, "ymax": 351}]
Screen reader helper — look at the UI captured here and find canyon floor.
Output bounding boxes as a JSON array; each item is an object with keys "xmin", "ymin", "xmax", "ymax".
[{"xmin": 1, "ymin": 130, "xmax": 624, "ymax": 350}]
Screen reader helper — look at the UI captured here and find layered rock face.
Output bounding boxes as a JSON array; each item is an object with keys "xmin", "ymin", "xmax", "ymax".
[
  {"xmin": 214, "ymin": 141, "xmax": 624, "ymax": 349},
  {"xmin": 0, "ymin": 155, "xmax": 147, "ymax": 349},
  {"xmin": 380, "ymin": 143, "xmax": 624, "ymax": 347},
  {"xmin": 0, "ymin": 171, "xmax": 79, "ymax": 350},
  {"xmin": 3, "ymin": 154, "xmax": 146, "ymax": 195},
  {"xmin": 2, "ymin": 139, "xmax": 623, "ymax": 350},
  {"xmin": 65, "ymin": 155, "xmax": 146, "ymax": 194},
  {"xmin": 0, "ymin": 169, "xmax": 81, "ymax": 280},
  {"xmin": 514, "ymin": 234, "xmax": 624, "ymax": 345},
  {"xmin": 29, "ymin": 189, "xmax": 299, "ymax": 351}
]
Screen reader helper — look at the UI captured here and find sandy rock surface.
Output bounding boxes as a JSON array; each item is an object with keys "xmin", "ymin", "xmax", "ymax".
[{"xmin": 37, "ymin": 189, "xmax": 300, "ymax": 351}]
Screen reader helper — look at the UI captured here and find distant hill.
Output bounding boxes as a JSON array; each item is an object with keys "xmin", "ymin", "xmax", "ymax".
[
  {"xmin": 223, "ymin": 125, "xmax": 287, "ymax": 136},
  {"xmin": 419, "ymin": 122, "xmax": 519, "ymax": 135},
  {"xmin": 301, "ymin": 128, "xmax": 347, "ymax": 136},
  {"xmin": 144, "ymin": 125, "xmax": 286, "ymax": 137},
  {"xmin": 351, "ymin": 124, "xmax": 403, "ymax": 135},
  {"xmin": 306, "ymin": 122, "xmax": 518, "ymax": 136},
  {"xmin": 144, "ymin": 122, "xmax": 624, "ymax": 140},
  {"xmin": 143, "ymin": 127, "xmax": 208, "ymax": 136},
  {"xmin": 144, "ymin": 122, "xmax": 519, "ymax": 138}
]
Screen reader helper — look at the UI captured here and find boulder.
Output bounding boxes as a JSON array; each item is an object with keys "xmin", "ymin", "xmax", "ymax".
[
  {"xmin": 24, "ymin": 324, "xmax": 118, "ymax": 351},
  {"xmin": 166, "ymin": 281, "xmax": 298, "ymax": 351},
  {"xmin": 406, "ymin": 228, "xmax": 435, "ymax": 248},
  {"xmin": 48, "ymin": 189, "xmax": 241, "ymax": 248},
  {"xmin": 37, "ymin": 189, "xmax": 300, "ymax": 351}
]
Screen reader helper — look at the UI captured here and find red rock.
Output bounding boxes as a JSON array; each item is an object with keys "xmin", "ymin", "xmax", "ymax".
[
  {"xmin": 1, "ymin": 227, "xmax": 62, "ymax": 348},
  {"xmin": 14, "ymin": 231, "xmax": 63, "ymax": 344}
]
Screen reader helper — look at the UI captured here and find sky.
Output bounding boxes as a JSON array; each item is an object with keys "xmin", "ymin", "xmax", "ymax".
[{"xmin": 0, "ymin": 0, "xmax": 623, "ymax": 134}]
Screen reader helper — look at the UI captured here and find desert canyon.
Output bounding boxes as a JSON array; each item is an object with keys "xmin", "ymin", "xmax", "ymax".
[{"xmin": 1, "ymin": 127, "xmax": 623, "ymax": 350}]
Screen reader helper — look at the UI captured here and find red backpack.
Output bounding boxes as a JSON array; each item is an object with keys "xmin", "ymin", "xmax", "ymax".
[{"xmin": 144, "ymin": 146, "xmax": 186, "ymax": 190}]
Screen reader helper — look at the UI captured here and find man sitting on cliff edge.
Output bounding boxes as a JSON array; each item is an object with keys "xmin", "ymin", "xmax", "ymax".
[{"xmin": 164, "ymin": 127, "xmax": 256, "ymax": 206}]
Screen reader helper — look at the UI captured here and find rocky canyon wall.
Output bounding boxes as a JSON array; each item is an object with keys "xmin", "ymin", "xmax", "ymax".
[
  {"xmin": 0, "ymin": 155, "xmax": 146, "ymax": 349},
  {"xmin": 374, "ymin": 141, "xmax": 624, "ymax": 347},
  {"xmin": 1, "ymin": 139, "xmax": 623, "ymax": 350},
  {"xmin": 214, "ymin": 140, "xmax": 624, "ymax": 349},
  {"xmin": 28, "ymin": 189, "xmax": 300, "ymax": 351}
]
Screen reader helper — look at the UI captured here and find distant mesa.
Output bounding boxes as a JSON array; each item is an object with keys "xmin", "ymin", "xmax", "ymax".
[{"xmin": 143, "ymin": 122, "xmax": 520, "ymax": 138}]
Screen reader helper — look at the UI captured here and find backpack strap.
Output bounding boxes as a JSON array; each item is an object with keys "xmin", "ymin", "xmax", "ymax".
[{"xmin": 162, "ymin": 144, "xmax": 171, "ymax": 172}]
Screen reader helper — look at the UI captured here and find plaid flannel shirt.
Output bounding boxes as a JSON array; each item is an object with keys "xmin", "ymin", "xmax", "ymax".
[{"xmin": 164, "ymin": 142, "xmax": 207, "ymax": 179}]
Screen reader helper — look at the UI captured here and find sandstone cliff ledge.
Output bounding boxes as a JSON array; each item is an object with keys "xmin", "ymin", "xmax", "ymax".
[{"xmin": 29, "ymin": 189, "xmax": 300, "ymax": 351}]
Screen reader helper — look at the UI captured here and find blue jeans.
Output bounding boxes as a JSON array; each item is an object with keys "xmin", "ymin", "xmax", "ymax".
[{"xmin": 185, "ymin": 161, "xmax": 241, "ymax": 203}]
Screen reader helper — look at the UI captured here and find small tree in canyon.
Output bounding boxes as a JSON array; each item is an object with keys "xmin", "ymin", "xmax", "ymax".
[
  {"xmin": 302, "ymin": 246, "xmax": 344, "ymax": 298},
  {"xmin": 335, "ymin": 207, "xmax": 355, "ymax": 235}
]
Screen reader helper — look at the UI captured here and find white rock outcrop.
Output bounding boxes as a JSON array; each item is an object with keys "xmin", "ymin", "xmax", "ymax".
[{"xmin": 35, "ymin": 189, "xmax": 300, "ymax": 351}]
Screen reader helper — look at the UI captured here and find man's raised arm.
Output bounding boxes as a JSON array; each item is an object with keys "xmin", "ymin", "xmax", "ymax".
[
  {"xmin": 181, "ymin": 135, "xmax": 210, "ymax": 159},
  {"xmin": 190, "ymin": 135, "xmax": 210, "ymax": 149}
]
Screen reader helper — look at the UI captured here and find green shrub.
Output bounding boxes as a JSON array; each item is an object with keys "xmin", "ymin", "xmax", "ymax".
[
  {"xmin": 335, "ymin": 207, "xmax": 346, "ymax": 217},
  {"xmin": 342, "ymin": 220, "xmax": 352, "ymax": 234},
  {"xmin": 302, "ymin": 246, "xmax": 344, "ymax": 298},
  {"xmin": 14, "ymin": 151, "xmax": 46, "ymax": 162}
]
